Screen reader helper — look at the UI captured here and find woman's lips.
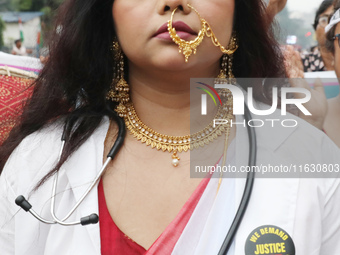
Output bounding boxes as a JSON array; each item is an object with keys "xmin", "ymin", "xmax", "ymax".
[{"xmin": 153, "ymin": 21, "xmax": 197, "ymax": 41}]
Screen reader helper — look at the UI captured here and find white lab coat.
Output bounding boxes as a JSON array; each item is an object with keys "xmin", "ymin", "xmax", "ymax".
[{"xmin": 1, "ymin": 101, "xmax": 340, "ymax": 255}]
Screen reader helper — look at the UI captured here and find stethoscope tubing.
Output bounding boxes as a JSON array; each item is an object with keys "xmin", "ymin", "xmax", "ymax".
[
  {"xmin": 218, "ymin": 103, "xmax": 256, "ymax": 255},
  {"xmin": 15, "ymin": 112, "xmax": 126, "ymax": 226}
]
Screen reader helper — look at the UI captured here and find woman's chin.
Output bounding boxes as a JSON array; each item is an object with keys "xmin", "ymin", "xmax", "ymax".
[{"xmin": 151, "ymin": 54, "xmax": 202, "ymax": 72}]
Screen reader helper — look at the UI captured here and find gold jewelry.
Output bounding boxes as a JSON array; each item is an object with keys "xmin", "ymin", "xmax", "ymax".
[
  {"xmin": 168, "ymin": 4, "xmax": 239, "ymax": 62},
  {"xmin": 217, "ymin": 54, "xmax": 228, "ymax": 80},
  {"xmin": 216, "ymin": 53, "xmax": 236, "ymax": 84},
  {"xmin": 106, "ymin": 41, "xmax": 130, "ymax": 118},
  {"xmin": 124, "ymin": 100, "xmax": 233, "ymax": 167},
  {"xmin": 105, "ymin": 38, "xmax": 236, "ymax": 167},
  {"xmin": 216, "ymin": 110, "xmax": 233, "ymax": 194},
  {"xmin": 168, "ymin": 5, "xmax": 206, "ymax": 63}
]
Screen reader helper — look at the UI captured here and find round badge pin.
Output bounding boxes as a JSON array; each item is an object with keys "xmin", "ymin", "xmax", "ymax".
[{"xmin": 245, "ymin": 225, "xmax": 295, "ymax": 255}]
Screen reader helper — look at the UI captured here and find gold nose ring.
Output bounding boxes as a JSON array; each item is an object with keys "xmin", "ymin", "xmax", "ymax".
[
  {"xmin": 167, "ymin": 4, "xmax": 238, "ymax": 63},
  {"xmin": 167, "ymin": 4, "xmax": 206, "ymax": 62}
]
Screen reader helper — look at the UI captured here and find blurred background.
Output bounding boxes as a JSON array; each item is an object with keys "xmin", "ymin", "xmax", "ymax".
[
  {"xmin": 0, "ymin": 0, "xmax": 63, "ymax": 57},
  {"xmin": 0, "ymin": 0, "xmax": 329, "ymax": 56},
  {"xmin": 277, "ymin": 1, "xmax": 322, "ymax": 51}
]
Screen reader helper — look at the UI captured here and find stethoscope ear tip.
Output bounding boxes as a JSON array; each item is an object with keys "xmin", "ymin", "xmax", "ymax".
[
  {"xmin": 15, "ymin": 195, "xmax": 32, "ymax": 212},
  {"xmin": 80, "ymin": 213, "xmax": 99, "ymax": 225}
]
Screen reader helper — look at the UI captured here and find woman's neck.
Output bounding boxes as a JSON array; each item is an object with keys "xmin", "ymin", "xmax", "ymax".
[{"xmin": 127, "ymin": 62, "xmax": 220, "ymax": 136}]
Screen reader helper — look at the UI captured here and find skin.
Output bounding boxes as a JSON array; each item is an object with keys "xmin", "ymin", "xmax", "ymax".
[
  {"xmin": 324, "ymin": 23, "xmax": 340, "ymax": 147},
  {"xmin": 316, "ymin": 6, "xmax": 335, "ymax": 71},
  {"xmin": 102, "ymin": 0, "xmax": 236, "ymax": 250},
  {"xmin": 266, "ymin": 0, "xmax": 287, "ymax": 23}
]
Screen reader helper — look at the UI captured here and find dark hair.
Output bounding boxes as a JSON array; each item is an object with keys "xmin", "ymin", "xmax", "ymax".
[
  {"xmin": 0, "ymin": 0, "xmax": 285, "ymax": 185},
  {"xmin": 14, "ymin": 39, "xmax": 21, "ymax": 44},
  {"xmin": 326, "ymin": 0, "xmax": 340, "ymax": 53},
  {"xmin": 313, "ymin": 0, "xmax": 334, "ymax": 30}
]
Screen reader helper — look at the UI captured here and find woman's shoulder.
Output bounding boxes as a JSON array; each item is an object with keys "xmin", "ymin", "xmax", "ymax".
[
  {"xmin": 0, "ymin": 122, "xmax": 65, "ymax": 211},
  {"xmin": 1, "ymin": 117, "xmax": 110, "ymax": 193},
  {"xmin": 253, "ymin": 101, "xmax": 339, "ymax": 160},
  {"xmin": 285, "ymin": 110, "xmax": 338, "ymax": 156},
  {"xmin": 4, "ymin": 122, "xmax": 63, "ymax": 171},
  {"xmin": 6, "ymin": 117, "xmax": 111, "ymax": 160}
]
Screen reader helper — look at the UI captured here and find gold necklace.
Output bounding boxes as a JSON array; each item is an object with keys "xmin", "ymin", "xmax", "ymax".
[{"xmin": 123, "ymin": 100, "xmax": 233, "ymax": 167}]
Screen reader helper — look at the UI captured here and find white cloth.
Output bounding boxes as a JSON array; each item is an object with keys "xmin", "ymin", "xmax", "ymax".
[
  {"xmin": 1, "ymin": 101, "xmax": 340, "ymax": 254},
  {"xmin": 325, "ymin": 9, "xmax": 340, "ymax": 33},
  {"xmin": 0, "ymin": 51, "xmax": 42, "ymax": 71}
]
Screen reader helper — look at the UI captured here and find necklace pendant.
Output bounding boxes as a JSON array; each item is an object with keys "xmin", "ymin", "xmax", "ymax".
[{"xmin": 172, "ymin": 151, "xmax": 180, "ymax": 167}]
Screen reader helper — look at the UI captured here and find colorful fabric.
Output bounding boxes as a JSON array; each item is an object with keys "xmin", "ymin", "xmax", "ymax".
[
  {"xmin": 98, "ymin": 177, "xmax": 210, "ymax": 255},
  {"xmin": 0, "ymin": 75, "xmax": 34, "ymax": 144}
]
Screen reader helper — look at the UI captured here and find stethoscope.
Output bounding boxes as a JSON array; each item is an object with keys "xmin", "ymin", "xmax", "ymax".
[{"xmin": 15, "ymin": 104, "xmax": 256, "ymax": 255}]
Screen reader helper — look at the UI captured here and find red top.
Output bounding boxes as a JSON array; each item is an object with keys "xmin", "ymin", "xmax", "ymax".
[{"xmin": 98, "ymin": 177, "xmax": 210, "ymax": 255}]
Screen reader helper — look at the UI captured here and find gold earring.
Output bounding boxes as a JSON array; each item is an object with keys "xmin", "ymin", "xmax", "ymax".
[
  {"xmin": 217, "ymin": 54, "xmax": 228, "ymax": 80},
  {"xmin": 216, "ymin": 54, "xmax": 235, "ymax": 82},
  {"xmin": 168, "ymin": 4, "xmax": 239, "ymax": 62},
  {"xmin": 215, "ymin": 53, "xmax": 235, "ymax": 102},
  {"xmin": 106, "ymin": 41, "xmax": 130, "ymax": 117},
  {"xmin": 215, "ymin": 34, "xmax": 237, "ymax": 102},
  {"xmin": 216, "ymin": 33, "xmax": 237, "ymax": 82}
]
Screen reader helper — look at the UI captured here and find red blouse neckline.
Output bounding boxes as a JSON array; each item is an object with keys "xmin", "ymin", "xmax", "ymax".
[{"xmin": 98, "ymin": 176, "xmax": 210, "ymax": 255}]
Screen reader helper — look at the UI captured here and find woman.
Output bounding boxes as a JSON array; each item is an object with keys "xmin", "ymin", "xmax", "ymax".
[
  {"xmin": 0, "ymin": 0, "xmax": 340, "ymax": 254},
  {"xmin": 325, "ymin": 0, "xmax": 340, "ymax": 147},
  {"xmin": 301, "ymin": 0, "xmax": 334, "ymax": 72}
]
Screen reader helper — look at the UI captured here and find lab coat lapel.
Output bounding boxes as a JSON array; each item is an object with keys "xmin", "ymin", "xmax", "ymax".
[
  {"xmin": 233, "ymin": 108, "xmax": 299, "ymax": 254},
  {"xmin": 62, "ymin": 118, "xmax": 110, "ymax": 254},
  {"xmin": 233, "ymin": 180, "xmax": 299, "ymax": 255},
  {"xmin": 233, "ymin": 100, "xmax": 300, "ymax": 214}
]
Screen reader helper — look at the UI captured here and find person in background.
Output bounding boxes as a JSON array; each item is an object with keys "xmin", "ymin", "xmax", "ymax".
[
  {"xmin": 324, "ymin": 0, "xmax": 340, "ymax": 147},
  {"xmin": 301, "ymin": 0, "xmax": 334, "ymax": 72},
  {"xmin": 11, "ymin": 39, "xmax": 33, "ymax": 56},
  {"xmin": 284, "ymin": 44, "xmax": 328, "ymax": 130},
  {"xmin": 267, "ymin": 0, "xmax": 336, "ymax": 142}
]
